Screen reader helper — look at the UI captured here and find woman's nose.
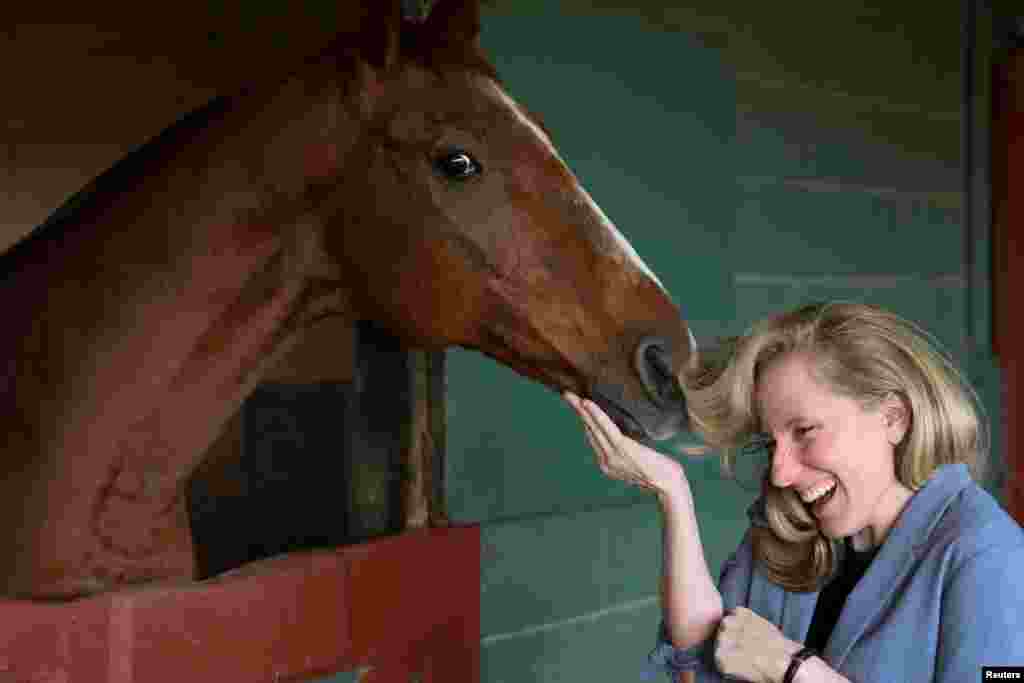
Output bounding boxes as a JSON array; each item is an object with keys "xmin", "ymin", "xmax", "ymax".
[{"xmin": 770, "ymin": 441, "xmax": 800, "ymax": 489}]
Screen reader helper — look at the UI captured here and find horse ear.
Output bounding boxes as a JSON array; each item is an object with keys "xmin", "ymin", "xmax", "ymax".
[
  {"xmin": 418, "ymin": 0, "xmax": 481, "ymax": 46},
  {"xmin": 360, "ymin": 4, "xmax": 403, "ymax": 69}
]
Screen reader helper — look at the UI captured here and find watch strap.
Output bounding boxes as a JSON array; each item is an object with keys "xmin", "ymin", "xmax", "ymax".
[{"xmin": 782, "ymin": 646, "xmax": 818, "ymax": 683}]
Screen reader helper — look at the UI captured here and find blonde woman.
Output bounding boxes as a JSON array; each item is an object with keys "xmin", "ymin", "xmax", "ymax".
[{"xmin": 565, "ymin": 302, "xmax": 1023, "ymax": 682}]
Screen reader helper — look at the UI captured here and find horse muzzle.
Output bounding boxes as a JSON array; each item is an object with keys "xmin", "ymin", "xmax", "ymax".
[{"xmin": 590, "ymin": 334, "xmax": 690, "ymax": 442}]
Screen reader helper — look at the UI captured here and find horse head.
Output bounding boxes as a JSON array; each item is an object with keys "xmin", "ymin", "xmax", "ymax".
[{"xmin": 309, "ymin": 0, "xmax": 695, "ymax": 441}]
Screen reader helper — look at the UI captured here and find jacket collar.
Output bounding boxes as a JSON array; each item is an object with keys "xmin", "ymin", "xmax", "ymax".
[{"xmin": 816, "ymin": 463, "xmax": 972, "ymax": 664}]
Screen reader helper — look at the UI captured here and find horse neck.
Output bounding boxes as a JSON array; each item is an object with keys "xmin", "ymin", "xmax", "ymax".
[{"xmin": 2, "ymin": 59, "xmax": 361, "ymax": 486}]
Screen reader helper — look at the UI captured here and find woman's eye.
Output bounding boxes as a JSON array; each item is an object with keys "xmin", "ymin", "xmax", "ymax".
[
  {"xmin": 434, "ymin": 150, "xmax": 482, "ymax": 180},
  {"xmin": 795, "ymin": 426, "xmax": 815, "ymax": 438}
]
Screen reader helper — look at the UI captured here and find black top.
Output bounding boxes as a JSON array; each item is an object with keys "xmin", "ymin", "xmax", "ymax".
[{"xmin": 804, "ymin": 538, "xmax": 879, "ymax": 652}]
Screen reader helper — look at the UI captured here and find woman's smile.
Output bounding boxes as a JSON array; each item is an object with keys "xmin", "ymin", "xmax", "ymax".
[{"xmin": 807, "ymin": 480, "xmax": 839, "ymax": 515}]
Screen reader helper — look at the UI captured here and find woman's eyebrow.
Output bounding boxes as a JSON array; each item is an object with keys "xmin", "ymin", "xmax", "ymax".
[{"xmin": 761, "ymin": 416, "xmax": 814, "ymax": 432}]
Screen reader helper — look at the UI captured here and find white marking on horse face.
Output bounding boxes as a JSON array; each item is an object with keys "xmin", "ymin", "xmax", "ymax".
[
  {"xmin": 574, "ymin": 183, "xmax": 667, "ymax": 293},
  {"xmin": 485, "ymin": 80, "xmax": 668, "ymax": 295}
]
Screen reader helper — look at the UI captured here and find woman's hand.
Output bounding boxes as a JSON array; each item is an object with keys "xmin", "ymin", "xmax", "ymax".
[
  {"xmin": 562, "ymin": 392, "xmax": 686, "ymax": 496},
  {"xmin": 714, "ymin": 607, "xmax": 802, "ymax": 683}
]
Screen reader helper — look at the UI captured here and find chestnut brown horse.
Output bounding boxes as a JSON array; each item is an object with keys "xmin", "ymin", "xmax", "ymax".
[{"xmin": 0, "ymin": 0, "xmax": 695, "ymax": 599}]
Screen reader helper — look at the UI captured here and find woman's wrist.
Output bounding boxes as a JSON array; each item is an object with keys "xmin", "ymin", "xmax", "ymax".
[
  {"xmin": 654, "ymin": 465, "xmax": 691, "ymax": 504},
  {"xmin": 793, "ymin": 654, "xmax": 819, "ymax": 683},
  {"xmin": 790, "ymin": 652, "xmax": 850, "ymax": 683}
]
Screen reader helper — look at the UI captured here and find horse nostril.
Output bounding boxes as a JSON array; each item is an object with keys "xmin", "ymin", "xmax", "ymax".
[
  {"xmin": 645, "ymin": 345, "xmax": 673, "ymax": 381},
  {"xmin": 634, "ymin": 337, "xmax": 684, "ymax": 408}
]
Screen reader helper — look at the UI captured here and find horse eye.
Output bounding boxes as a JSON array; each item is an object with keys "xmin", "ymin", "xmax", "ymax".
[{"xmin": 434, "ymin": 151, "xmax": 482, "ymax": 180}]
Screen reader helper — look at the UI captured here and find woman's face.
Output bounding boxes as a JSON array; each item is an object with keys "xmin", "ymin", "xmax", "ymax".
[{"xmin": 754, "ymin": 352, "xmax": 912, "ymax": 547}]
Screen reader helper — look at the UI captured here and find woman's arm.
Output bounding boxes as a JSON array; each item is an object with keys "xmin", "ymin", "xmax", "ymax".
[{"xmin": 658, "ymin": 476, "xmax": 724, "ymax": 650}]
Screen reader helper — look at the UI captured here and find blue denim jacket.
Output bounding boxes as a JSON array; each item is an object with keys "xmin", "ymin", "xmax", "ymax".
[{"xmin": 645, "ymin": 464, "xmax": 1024, "ymax": 681}]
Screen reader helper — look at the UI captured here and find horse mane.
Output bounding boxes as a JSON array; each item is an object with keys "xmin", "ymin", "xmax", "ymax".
[{"xmin": 0, "ymin": 95, "xmax": 239, "ymax": 281}]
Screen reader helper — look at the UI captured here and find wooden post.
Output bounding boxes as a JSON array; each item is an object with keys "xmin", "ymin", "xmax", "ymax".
[
  {"xmin": 401, "ymin": 349, "xmax": 449, "ymax": 529},
  {"xmin": 992, "ymin": 42, "xmax": 1024, "ymax": 525},
  {"xmin": 345, "ymin": 322, "xmax": 448, "ymax": 537},
  {"xmin": 344, "ymin": 321, "xmax": 408, "ymax": 541}
]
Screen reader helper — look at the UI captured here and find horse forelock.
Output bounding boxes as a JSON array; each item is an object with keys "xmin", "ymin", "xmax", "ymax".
[
  {"xmin": 402, "ymin": 40, "xmax": 499, "ymax": 86},
  {"xmin": 396, "ymin": 0, "xmax": 495, "ymax": 84},
  {"xmin": 319, "ymin": 25, "xmax": 499, "ymax": 139}
]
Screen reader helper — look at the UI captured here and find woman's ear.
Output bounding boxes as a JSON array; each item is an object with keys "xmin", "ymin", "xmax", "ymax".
[{"xmin": 883, "ymin": 393, "xmax": 910, "ymax": 446}]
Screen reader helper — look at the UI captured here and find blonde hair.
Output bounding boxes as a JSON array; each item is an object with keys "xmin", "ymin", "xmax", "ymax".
[{"xmin": 680, "ymin": 302, "xmax": 987, "ymax": 591}]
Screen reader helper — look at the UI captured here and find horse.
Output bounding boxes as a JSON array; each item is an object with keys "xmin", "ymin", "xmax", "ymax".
[{"xmin": 0, "ymin": 0, "xmax": 695, "ymax": 600}]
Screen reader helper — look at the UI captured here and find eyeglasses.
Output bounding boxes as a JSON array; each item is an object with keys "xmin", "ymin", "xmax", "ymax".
[
  {"xmin": 738, "ymin": 433, "xmax": 775, "ymax": 459},
  {"xmin": 731, "ymin": 433, "xmax": 774, "ymax": 491}
]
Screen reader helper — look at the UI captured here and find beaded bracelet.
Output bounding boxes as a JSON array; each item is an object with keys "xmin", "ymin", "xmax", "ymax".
[{"xmin": 782, "ymin": 646, "xmax": 818, "ymax": 683}]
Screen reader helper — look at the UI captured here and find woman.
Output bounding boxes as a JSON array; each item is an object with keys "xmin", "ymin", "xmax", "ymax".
[{"xmin": 564, "ymin": 302, "xmax": 1024, "ymax": 682}]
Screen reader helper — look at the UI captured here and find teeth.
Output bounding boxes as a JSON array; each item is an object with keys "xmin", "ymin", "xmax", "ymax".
[{"xmin": 800, "ymin": 480, "xmax": 837, "ymax": 503}]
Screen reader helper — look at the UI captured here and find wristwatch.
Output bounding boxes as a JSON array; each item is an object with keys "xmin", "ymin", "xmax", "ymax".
[{"xmin": 782, "ymin": 646, "xmax": 818, "ymax": 683}]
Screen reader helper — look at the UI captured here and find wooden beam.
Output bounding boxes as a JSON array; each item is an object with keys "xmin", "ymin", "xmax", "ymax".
[{"xmin": 992, "ymin": 44, "xmax": 1024, "ymax": 524}]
